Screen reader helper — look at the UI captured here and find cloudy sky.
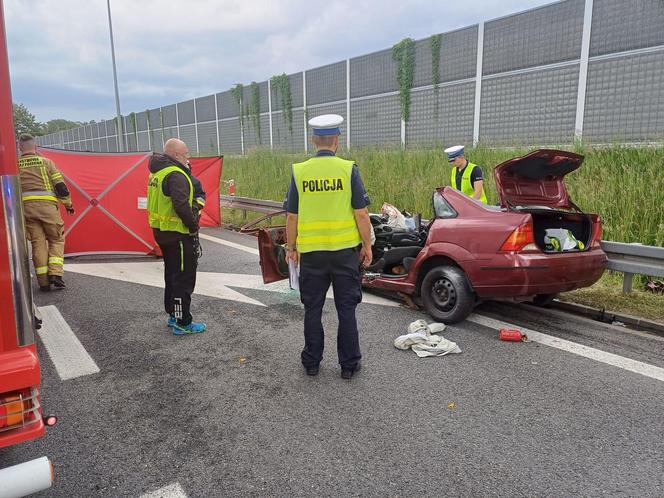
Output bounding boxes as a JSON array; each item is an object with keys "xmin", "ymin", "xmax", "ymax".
[{"xmin": 6, "ymin": 0, "xmax": 553, "ymax": 123}]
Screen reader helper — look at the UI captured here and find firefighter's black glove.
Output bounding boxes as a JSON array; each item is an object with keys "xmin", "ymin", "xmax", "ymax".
[{"xmin": 66, "ymin": 206, "xmax": 75, "ymax": 215}]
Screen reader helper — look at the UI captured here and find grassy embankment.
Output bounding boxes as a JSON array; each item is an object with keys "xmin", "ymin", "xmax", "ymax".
[{"xmin": 219, "ymin": 146, "xmax": 664, "ymax": 322}]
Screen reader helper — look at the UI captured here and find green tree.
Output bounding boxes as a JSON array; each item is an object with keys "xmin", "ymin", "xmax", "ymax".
[
  {"xmin": 41, "ymin": 118, "xmax": 83, "ymax": 135},
  {"xmin": 12, "ymin": 102, "xmax": 43, "ymax": 137}
]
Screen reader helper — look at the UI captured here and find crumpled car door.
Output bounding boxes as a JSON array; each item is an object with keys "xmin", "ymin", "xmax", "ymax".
[{"xmin": 257, "ymin": 227, "xmax": 289, "ymax": 284}]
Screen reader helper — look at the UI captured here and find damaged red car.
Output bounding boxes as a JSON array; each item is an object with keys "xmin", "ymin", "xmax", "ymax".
[{"xmin": 258, "ymin": 149, "xmax": 607, "ymax": 323}]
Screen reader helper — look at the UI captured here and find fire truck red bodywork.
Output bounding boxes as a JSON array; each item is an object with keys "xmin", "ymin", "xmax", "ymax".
[{"xmin": 0, "ymin": 0, "xmax": 46, "ymax": 448}]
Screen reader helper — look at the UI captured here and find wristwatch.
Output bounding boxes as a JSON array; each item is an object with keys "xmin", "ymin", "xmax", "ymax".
[{"xmin": 286, "ymin": 245, "xmax": 296, "ymax": 251}]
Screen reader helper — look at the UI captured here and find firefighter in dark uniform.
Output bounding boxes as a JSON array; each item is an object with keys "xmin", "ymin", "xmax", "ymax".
[
  {"xmin": 17, "ymin": 134, "xmax": 75, "ymax": 291},
  {"xmin": 147, "ymin": 138, "xmax": 205, "ymax": 336},
  {"xmin": 445, "ymin": 144, "xmax": 487, "ymax": 203},
  {"xmin": 284, "ymin": 114, "xmax": 373, "ymax": 379}
]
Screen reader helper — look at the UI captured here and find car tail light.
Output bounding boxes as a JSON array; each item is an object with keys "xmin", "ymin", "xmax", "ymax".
[
  {"xmin": 500, "ymin": 222, "xmax": 538, "ymax": 252},
  {"xmin": 0, "ymin": 389, "xmax": 40, "ymax": 432},
  {"xmin": 591, "ymin": 216, "xmax": 603, "ymax": 248}
]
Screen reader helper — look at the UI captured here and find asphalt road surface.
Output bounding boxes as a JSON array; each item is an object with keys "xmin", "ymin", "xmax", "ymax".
[{"xmin": 2, "ymin": 227, "xmax": 663, "ymax": 497}]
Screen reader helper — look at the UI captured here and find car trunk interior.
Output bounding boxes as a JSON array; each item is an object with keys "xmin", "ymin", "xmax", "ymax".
[{"xmin": 525, "ymin": 209, "xmax": 593, "ymax": 252}]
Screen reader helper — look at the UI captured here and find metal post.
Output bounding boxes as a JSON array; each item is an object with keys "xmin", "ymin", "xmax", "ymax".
[
  {"xmin": 214, "ymin": 93, "xmax": 221, "ymax": 155},
  {"xmin": 175, "ymin": 104, "xmax": 180, "ymax": 139},
  {"xmin": 106, "ymin": 0, "xmax": 124, "ymax": 152},
  {"xmin": 622, "ymin": 273, "xmax": 634, "ymax": 294},
  {"xmin": 268, "ymin": 79, "xmax": 274, "ymax": 150},
  {"xmin": 400, "ymin": 119, "xmax": 406, "ymax": 148},
  {"xmin": 575, "ymin": 0, "xmax": 594, "ymax": 141},
  {"xmin": 303, "ymin": 70, "xmax": 308, "ymax": 153},
  {"xmin": 160, "ymin": 107, "xmax": 165, "ymax": 149},
  {"xmin": 239, "ymin": 96, "xmax": 245, "ymax": 155},
  {"xmin": 346, "ymin": 58, "xmax": 351, "ymax": 149},
  {"xmin": 193, "ymin": 99, "xmax": 200, "ymax": 155},
  {"xmin": 146, "ymin": 112, "xmax": 152, "ymax": 151},
  {"xmin": 472, "ymin": 22, "xmax": 484, "ymax": 146}
]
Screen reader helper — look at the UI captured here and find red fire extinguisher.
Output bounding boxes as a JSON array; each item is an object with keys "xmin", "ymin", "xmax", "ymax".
[
  {"xmin": 499, "ymin": 328, "xmax": 528, "ymax": 342},
  {"xmin": 228, "ymin": 179, "xmax": 235, "ymax": 196}
]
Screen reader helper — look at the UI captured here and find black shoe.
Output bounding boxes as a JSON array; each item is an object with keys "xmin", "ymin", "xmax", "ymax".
[
  {"xmin": 304, "ymin": 365, "xmax": 320, "ymax": 376},
  {"xmin": 50, "ymin": 276, "xmax": 66, "ymax": 289},
  {"xmin": 39, "ymin": 285, "xmax": 51, "ymax": 292},
  {"xmin": 341, "ymin": 362, "xmax": 362, "ymax": 380}
]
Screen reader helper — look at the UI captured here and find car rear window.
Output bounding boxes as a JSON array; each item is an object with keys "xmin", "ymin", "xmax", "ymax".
[{"xmin": 433, "ymin": 192, "xmax": 457, "ymax": 219}]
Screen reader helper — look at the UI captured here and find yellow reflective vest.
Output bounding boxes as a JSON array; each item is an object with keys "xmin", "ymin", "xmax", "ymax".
[
  {"xmin": 293, "ymin": 156, "xmax": 362, "ymax": 253},
  {"xmin": 450, "ymin": 162, "xmax": 487, "ymax": 204},
  {"xmin": 147, "ymin": 166, "xmax": 193, "ymax": 234}
]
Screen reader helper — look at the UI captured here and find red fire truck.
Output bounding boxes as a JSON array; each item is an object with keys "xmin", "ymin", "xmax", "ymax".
[{"xmin": 0, "ymin": 1, "xmax": 56, "ymax": 495}]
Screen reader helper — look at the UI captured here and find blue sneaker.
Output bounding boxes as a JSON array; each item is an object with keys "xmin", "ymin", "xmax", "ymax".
[
  {"xmin": 173, "ymin": 321, "xmax": 206, "ymax": 336},
  {"xmin": 167, "ymin": 315, "xmax": 176, "ymax": 328}
]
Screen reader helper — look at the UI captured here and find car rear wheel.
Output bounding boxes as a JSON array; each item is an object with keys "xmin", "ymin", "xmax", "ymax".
[
  {"xmin": 421, "ymin": 266, "xmax": 475, "ymax": 324},
  {"xmin": 532, "ymin": 293, "xmax": 557, "ymax": 307}
]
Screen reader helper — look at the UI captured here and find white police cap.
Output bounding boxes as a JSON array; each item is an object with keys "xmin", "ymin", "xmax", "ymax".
[
  {"xmin": 309, "ymin": 114, "xmax": 343, "ymax": 136},
  {"xmin": 444, "ymin": 145, "xmax": 465, "ymax": 161}
]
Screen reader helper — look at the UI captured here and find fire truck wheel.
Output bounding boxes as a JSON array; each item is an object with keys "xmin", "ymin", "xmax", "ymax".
[{"xmin": 421, "ymin": 265, "xmax": 475, "ymax": 324}]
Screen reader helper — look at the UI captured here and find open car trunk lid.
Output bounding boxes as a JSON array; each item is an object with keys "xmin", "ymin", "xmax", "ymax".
[{"xmin": 494, "ymin": 149, "xmax": 583, "ymax": 210}]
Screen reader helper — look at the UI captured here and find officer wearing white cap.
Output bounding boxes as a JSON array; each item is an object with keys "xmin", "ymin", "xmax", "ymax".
[
  {"xmin": 284, "ymin": 114, "xmax": 373, "ymax": 380},
  {"xmin": 444, "ymin": 145, "xmax": 487, "ymax": 204}
]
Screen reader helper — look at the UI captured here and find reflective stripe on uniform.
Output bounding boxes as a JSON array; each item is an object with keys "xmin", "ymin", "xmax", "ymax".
[
  {"xmin": 48, "ymin": 257, "xmax": 64, "ymax": 266},
  {"xmin": 298, "ymin": 220, "xmax": 357, "ymax": 231},
  {"xmin": 179, "ymin": 241, "xmax": 184, "ymax": 272},
  {"xmin": 40, "ymin": 166, "xmax": 53, "ymax": 191},
  {"xmin": 22, "ymin": 195, "xmax": 58, "ymax": 202},
  {"xmin": 22, "ymin": 190, "xmax": 58, "ymax": 202},
  {"xmin": 22, "ymin": 190, "xmax": 56, "ymax": 197},
  {"xmin": 35, "ymin": 266, "xmax": 49, "ymax": 275},
  {"xmin": 296, "ymin": 231, "xmax": 362, "ymax": 247},
  {"xmin": 148, "ymin": 213, "xmax": 183, "ymax": 224}
]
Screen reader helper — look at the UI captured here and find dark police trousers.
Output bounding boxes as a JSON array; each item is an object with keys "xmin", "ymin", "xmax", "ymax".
[
  {"xmin": 299, "ymin": 247, "xmax": 362, "ymax": 369},
  {"xmin": 159, "ymin": 235, "xmax": 197, "ymax": 326}
]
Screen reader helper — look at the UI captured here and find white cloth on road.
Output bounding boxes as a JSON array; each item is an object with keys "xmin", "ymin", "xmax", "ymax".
[{"xmin": 394, "ymin": 319, "xmax": 461, "ymax": 358}]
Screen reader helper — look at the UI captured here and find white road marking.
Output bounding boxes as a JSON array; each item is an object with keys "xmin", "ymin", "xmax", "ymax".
[
  {"xmin": 66, "ymin": 262, "xmax": 400, "ymax": 308},
  {"xmin": 37, "ymin": 305, "xmax": 100, "ymax": 381},
  {"xmin": 469, "ymin": 313, "xmax": 664, "ymax": 383},
  {"xmin": 198, "ymin": 232, "xmax": 258, "ymax": 255},
  {"xmin": 140, "ymin": 482, "xmax": 188, "ymax": 498},
  {"xmin": 66, "ymin": 262, "xmax": 266, "ymax": 307}
]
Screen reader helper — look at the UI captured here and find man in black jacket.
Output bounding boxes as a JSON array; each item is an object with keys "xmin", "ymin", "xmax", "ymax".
[{"xmin": 147, "ymin": 138, "xmax": 205, "ymax": 335}]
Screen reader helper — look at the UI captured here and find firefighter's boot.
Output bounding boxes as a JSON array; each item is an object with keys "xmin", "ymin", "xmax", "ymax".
[{"xmin": 49, "ymin": 275, "xmax": 66, "ymax": 289}]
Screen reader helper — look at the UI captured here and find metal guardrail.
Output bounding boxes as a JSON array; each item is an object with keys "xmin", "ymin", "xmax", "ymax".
[
  {"xmin": 600, "ymin": 241, "xmax": 664, "ymax": 293},
  {"xmin": 221, "ymin": 195, "xmax": 664, "ymax": 294},
  {"xmin": 220, "ymin": 195, "xmax": 282, "ymax": 217}
]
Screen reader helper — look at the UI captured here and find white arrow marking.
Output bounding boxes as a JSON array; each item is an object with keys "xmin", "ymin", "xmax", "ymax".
[
  {"xmin": 66, "ymin": 262, "xmax": 265, "ymax": 307},
  {"xmin": 66, "ymin": 262, "xmax": 399, "ymax": 308},
  {"xmin": 141, "ymin": 483, "xmax": 188, "ymax": 498},
  {"xmin": 199, "ymin": 232, "xmax": 259, "ymax": 255}
]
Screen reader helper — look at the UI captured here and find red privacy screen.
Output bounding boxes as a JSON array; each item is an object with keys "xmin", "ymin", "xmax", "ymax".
[{"xmin": 38, "ymin": 148, "xmax": 222, "ymax": 256}]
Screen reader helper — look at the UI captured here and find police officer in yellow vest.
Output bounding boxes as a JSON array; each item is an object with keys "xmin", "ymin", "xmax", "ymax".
[
  {"xmin": 285, "ymin": 114, "xmax": 373, "ymax": 380},
  {"xmin": 445, "ymin": 145, "xmax": 487, "ymax": 203},
  {"xmin": 147, "ymin": 138, "xmax": 205, "ymax": 336},
  {"xmin": 17, "ymin": 134, "xmax": 74, "ymax": 292}
]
